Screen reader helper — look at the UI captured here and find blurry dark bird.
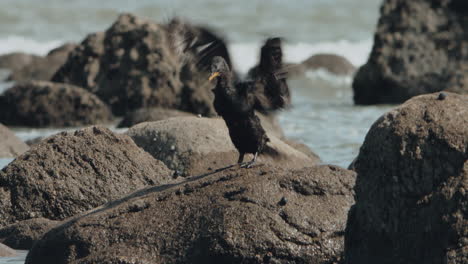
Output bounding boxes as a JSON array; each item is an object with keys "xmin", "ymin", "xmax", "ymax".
[
  {"xmin": 166, "ymin": 18, "xmax": 236, "ymax": 77},
  {"xmin": 246, "ymin": 37, "xmax": 291, "ymax": 113},
  {"xmin": 208, "ymin": 56, "xmax": 269, "ymax": 167}
]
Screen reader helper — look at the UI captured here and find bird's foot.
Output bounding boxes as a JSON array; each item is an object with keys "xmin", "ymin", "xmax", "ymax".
[
  {"xmin": 240, "ymin": 161, "xmax": 255, "ymax": 169},
  {"xmin": 239, "ymin": 152, "xmax": 258, "ymax": 169}
]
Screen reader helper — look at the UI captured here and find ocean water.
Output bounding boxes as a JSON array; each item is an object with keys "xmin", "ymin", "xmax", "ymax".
[{"xmin": 0, "ymin": 1, "xmax": 388, "ymax": 262}]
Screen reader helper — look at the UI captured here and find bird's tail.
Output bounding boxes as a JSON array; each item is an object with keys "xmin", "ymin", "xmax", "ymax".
[{"xmin": 261, "ymin": 137, "xmax": 281, "ymax": 157}]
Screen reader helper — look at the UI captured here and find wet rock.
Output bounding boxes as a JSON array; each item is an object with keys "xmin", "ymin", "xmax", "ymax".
[
  {"xmin": 301, "ymin": 53, "xmax": 356, "ymax": 76},
  {"xmin": 345, "ymin": 92, "xmax": 468, "ymax": 263},
  {"xmin": 353, "ymin": 0, "xmax": 468, "ymax": 105},
  {"xmin": 53, "ymin": 14, "xmax": 231, "ymax": 117},
  {"xmin": 26, "ymin": 165, "xmax": 355, "ymax": 264},
  {"xmin": 0, "ymin": 218, "xmax": 59, "ymax": 250},
  {"xmin": 0, "ymin": 81, "xmax": 113, "ymax": 127},
  {"xmin": 7, "ymin": 43, "xmax": 77, "ymax": 82},
  {"xmin": 0, "ymin": 124, "xmax": 29, "ymax": 158},
  {"xmin": 0, "ymin": 243, "xmax": 16, "ymax": 257},
  {"xmin": 0, "ymin": 126, "xmax": 174, "ymax": 227},
  {"xmin": 0, "ymin": 52, "xmax": 42, "ymax": 73},
  {"xmin": 117, "ymin": 107, "xmax": 196, "ymax": 128},
  {"xmin": 126, "ymin": 117, "xmax": 320, "ymax": 176}
]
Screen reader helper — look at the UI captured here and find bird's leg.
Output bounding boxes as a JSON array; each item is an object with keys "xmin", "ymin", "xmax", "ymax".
[
  {"xmin": 241, "ymin": 152, "xmax": 258, "ymax": 168},
  {"xmin": 237, "ymin": 152, "xmax": 245, "ymax": 165}
]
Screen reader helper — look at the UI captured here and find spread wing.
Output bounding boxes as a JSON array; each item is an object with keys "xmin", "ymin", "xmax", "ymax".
[
  {"xmin": 167, "ymin": 18, "xmax": 233, "ymax": 73},
  {"xmin": 250, "ymin": 37, "xmax": 291, "ymax": 113}
]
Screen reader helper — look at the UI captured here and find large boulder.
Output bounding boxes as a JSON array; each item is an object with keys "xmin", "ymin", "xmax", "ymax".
[
  {"xmin": 117, "ymin": 108, "xmax": 285, "ymax": 138},
  {"xmin": 26, "ymin": 165, "xmax": 356, "ymax": 264},
  {"xmin": 0, "ymin": 124, "xmax": 29, "ymax": 158},
  {"xmin": 0, "ymin": 126, "xmax": 174, "ymax": 227},
  {"xmin": 52, "ymin": 13, "xmax": 231, "ymax": 117},
  {"xmin": 117, "ymin": 107, "xmax": 196, "ymax": 128},
  {"xmin": 0, "ymin": 81, "xmax": 113, "ymax": 127},
  {"xmin": 0, "ymin": 218, "xmax": 59, "ymax": 250},
  {"xmin": 301, "ymin": 53, "xmax": 356, "ymax": 76},
  {"xmin": 7, "ymin": 43, "xmax": 77, "ymax": 82},
  {"xmin": 345, "ymin": 92, "xmax": 468, "ymax": 263},
  {"xmin": 126, "ymin": 117, "xmax": 320, "ymax": 176},
  {"xmin": 353, "ymin": 0, "xmax": 468, "ymax": 105}
]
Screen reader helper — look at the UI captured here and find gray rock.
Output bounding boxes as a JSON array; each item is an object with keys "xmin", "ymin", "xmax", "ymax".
[
  {"xmin": 7, "ymin": 43, "xmax": 77, "ymax": 82},
  {"xmin": 283, "ymin": 139, "xmax": 321, "ymax": 161},
  {"xmin": 0, "ymin": 81, "xmax": 113, "ymax": 127},
  {"xmin": 52, "ymin": 14, "xmax": 231, "ymax": 117},
  {"xmin": 117, "ymin": 107, "xmax": 196, "ymax": 128},
  {"xmin": 0, "ymin": 243, "xmax": 16, "ymax": 257},
  {"xmin": 0, "ymin": 124, "xmax": 29, "ymax": 158},
  {"xmin": 0, "ymin": 218, "xmax": 59, "ymax": 250},
  {"xmin": 353, "ymin": 0, "xmax": 468, "ymax": 104},
  {"xmin": 0, "ymin": 126, "xmax": 174, "ymax": 227},
  {"xmin": 126, "ymin": 117, "xmax": 320, "ymax": 176},
  {"xmin": 301, "ymin": 53, "xmax": 356, "ymax": 76},
  {"xmin": 26, "ymin": 165, "xmax": 355, "ymax": 264},
  {"xmin": 345, "ymin": 92, "xmax": 468, "ymax": 263}
]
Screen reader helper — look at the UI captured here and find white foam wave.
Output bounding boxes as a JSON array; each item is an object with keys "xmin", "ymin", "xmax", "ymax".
[
  {"xmin": 0, "ymin": 36, "xmax": 63, "ymax": 56},
  {"xmin": 305, "ymin": 69, "xmax": 352, "ymax": 85},
  {"xmin": 229, "ymin": 39, "xmax": 372, "ymax": 74}
]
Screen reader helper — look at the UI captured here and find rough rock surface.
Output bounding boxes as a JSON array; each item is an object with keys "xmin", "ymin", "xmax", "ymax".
[
  {"xmin": 0, "ymin": 126, "xmax": 174, "ymax": 227},
  {"xmin": 52, "ymin": 14, "xmax": 231, "ymax": 117},
  {"xmin": 0, "ymin": 218, "xmax": 59, "ymax": 250},
  {"xmin": 7, "ymin": 43, "xmax": 76, "ymax": 82},
  {"xmin": 301, "ymin": 53, "xmax": 356, "ymax": 76},
  {"xmin": 0, "ymin": 243, "xmax": 16, "ymax": 257},
  {"xmin": 0, "ymin": 124, "xmax": 29, "ymax": 158},
  {"xmin": 0, "ymin": 53, "xmax": 42, "ymax": 73},
  {"xmin": 345, "ymin": 92, "xmax": 468, "ymax": 264},
  {"xmin": 126, "ymin": 117, "xmax": 320, "ymax": 176},
  {"xmin": 26, "ymin": 165, "xmax": 355, "ymax": 264},
  {"xmin": 353, "ymin": 0, "xmax": 468, "ymax": 105},
  {"xmin": 117, "ymin": 107, "xmax": 195, "ymax": 128},
  {"xmin": 0, "ymin": 81, "xmax": 113, "ymax": 127}
]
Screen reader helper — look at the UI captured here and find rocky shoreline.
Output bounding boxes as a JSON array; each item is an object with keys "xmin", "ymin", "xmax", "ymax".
[{"xmin": 0, "ymin": 1, "xmax": 467, "ymax": 263}]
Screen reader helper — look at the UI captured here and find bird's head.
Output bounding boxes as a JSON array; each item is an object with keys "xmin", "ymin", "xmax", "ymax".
[
  {"xmin": 208, "ymin": 56, "xmax": 231, "ymax": 82},
  {"xmin": 260, "ymin": 37, "xmax": 283, "ymax": 70}
]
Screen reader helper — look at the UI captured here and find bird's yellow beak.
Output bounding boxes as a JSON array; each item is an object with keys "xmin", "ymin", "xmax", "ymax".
[{"xmin": 208, "ymin": 72, "xmax": 220, "ymax": 81}]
